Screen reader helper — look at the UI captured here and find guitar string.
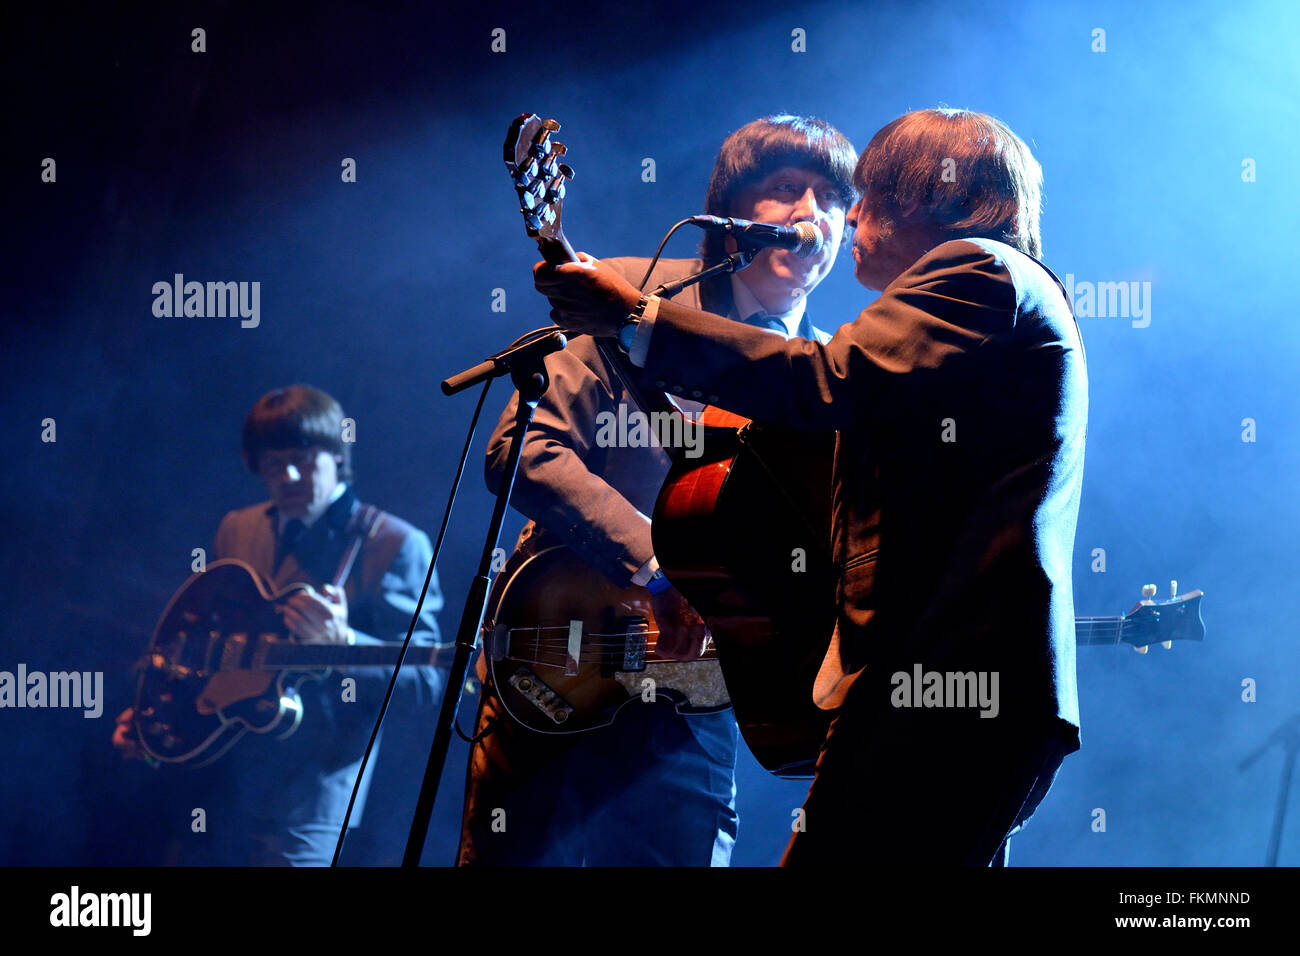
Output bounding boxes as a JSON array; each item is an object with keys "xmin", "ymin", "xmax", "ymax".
[
  {"xmin": 507, "ymin": 620, "xmax": 1164, "ymax": 632},
  {"xmin": 502, "ymin": 655, "xmax": 719, "ymax": 668},
  {"xmin": 507, "ymin": 626, "xmax": 1137, "ymax": 643},
  {"xmin": 501, "ymin": 631, "xmax": 1169, "ymax": 655}
]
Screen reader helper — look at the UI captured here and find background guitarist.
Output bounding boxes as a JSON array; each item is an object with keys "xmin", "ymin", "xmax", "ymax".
[
  {"xmin": 458, "ymin": 116, "xmax": 858, "ymax": 866},
  {"xmin": 535, "ymin": 108, "xmax": 1088, "ymax": 867},
  {"xmin": 112, "ymin": 384, "xmax": 446, "ymax": 865}
]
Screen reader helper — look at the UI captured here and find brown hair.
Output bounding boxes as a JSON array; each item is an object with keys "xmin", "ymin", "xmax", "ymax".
[
  {"xmin": 700, "ymin": 115, "xmax": 858, "ymax": 263},
  {"xmin": 241, "ymin": 384, "xmax": 352, "ymax": 481},
  {"xmin": 855, "ymin": 108, "xmax": 1043, "ymax": 258}
]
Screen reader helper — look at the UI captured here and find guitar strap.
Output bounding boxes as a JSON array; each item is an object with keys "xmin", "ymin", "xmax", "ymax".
[{"xmin": 330, "ymin": 503, "xmax": 385, "ymax": 591}]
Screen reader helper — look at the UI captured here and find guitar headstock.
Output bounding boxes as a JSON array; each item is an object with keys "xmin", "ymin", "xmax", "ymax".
[
  {"xmin": 505, "ymin": 113, "xmax": 576, "ymax": 264},
  {"xmin": 1123, "ymin": 580, "xmax": 1206, "ymax": 652}
]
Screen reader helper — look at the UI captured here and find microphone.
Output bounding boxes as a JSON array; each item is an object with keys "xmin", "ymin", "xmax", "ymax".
[{"xmin": 688, "ymin": 215, "xmax": 824, "ymax": 258}]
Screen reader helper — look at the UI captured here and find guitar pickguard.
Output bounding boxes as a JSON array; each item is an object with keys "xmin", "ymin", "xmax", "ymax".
[{"xmin": 613, "ymin": 659, "xmax": 729, "ymax": 709}]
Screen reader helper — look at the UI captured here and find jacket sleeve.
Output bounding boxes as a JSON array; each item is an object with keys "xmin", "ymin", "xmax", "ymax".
[
  {"xmin": 484, "ymin": 261, "xmax": 658, "ymax": 588},
  {"xmin": 348, "ymin": 525, "xmax": 445, "ymax": 705},
  {"xmin": 642, "ymin": 240, "xmax": 1018, "ymax": 432}
]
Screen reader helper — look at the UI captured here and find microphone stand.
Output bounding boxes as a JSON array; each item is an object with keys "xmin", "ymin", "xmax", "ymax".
[
  {"xmin": 650, "ymin": 249, "xmax": 754, "ymax": 299},
  {"xmin": 402, "ymin": 250, "xmax": 747, "ymax": 865},
  {"xmin": 401, "ymin": 328, "xmax": 565, "ymax": 866},
  {"xmin": 1239, "ymin": 710, "xmax": 1300, "ymax": 866}
]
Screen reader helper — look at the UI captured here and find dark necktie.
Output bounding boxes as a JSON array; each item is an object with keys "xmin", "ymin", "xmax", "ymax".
[
  {"xmin": 745, "ymin": 312, "xmax": 788, "ymax": 335},
  {"xmin": 275, "ymin": 518, "xmax": 307, "ymax": 572}
]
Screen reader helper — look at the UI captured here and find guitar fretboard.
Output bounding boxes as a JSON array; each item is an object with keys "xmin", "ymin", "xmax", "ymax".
[
  {"xmin": 260, "ymin": 641, "xmax": 451, "ymax": 669},
  {"xmin": 1075, "ymin": 617, "xmax": 1125, "ymax": 646}
]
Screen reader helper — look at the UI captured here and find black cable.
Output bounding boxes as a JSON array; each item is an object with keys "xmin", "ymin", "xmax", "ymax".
[
  {"xmin": 330, "ymin": 375, "xmax": 494, "ymax": 867},
  {"xmin": 637, "ymin": 219, "xmax": 694, "ymax": 291},
  {"xmin": 335, "ymin": 219, "xmax": 690, "ymax": 862},
  {"xmin": 329, "ymin": 218, "xmax": 701, "ymax": 863}
]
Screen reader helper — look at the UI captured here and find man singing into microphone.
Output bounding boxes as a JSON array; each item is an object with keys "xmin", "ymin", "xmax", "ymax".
[
  {"xmin": 458, "ymin": 115, "xmax": 858, "ymax": 866},
  {"xmin": 533, "ymin": 108, "xmax": 1087, "ymax": 866}
]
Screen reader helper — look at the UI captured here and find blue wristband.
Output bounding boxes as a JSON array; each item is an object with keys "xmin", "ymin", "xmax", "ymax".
[
  {"xmin": 618, "ymin": 319, "xmax": 638, "ymax": 352},
  {"xmin": 646, "ymin": 570, "xmax": 672, "ymax": 595}
]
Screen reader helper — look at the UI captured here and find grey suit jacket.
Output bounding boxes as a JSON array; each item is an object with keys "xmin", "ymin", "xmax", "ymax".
[
  {"xmin": 212, "ymin": 486, "xmax": 444, "ymax": 828},
  {"xmin": 486, "ymin": 256, "xmax": 832, "ymax": 587},
  {"xmin": 640, "ymin": 239, "xmax": 1087, "ymax": 739}
]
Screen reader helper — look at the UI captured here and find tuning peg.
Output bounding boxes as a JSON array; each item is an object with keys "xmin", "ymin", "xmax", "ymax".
[
  {"xmin": 1141, "ymin": 584, "xmax": 1156, "ymax": 600},
  {"xmin": 1161, "ymin": 640, "xmax": 1172, "ymax": 650},
  {"xmin": 1133, "ymin": 644, "xmax": 1149, "ymax": 654},
  {"xmin": 1170, "ymin": 579, "xmax": 1178, "ymax": 599}
]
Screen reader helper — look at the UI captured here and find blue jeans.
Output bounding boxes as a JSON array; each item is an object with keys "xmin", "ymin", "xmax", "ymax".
[
  {"xmin": 248, "ymin": 822, "xmax": 346, "ymax": 867},
  {"xmin": 458, "ymin": 685, "xmax": 739, "ymax": 866}
]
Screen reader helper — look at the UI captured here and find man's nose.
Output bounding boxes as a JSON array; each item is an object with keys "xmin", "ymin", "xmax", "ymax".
[
  {"xmin": 284, "ymin": 464, "xmax": 302, "ymax": 482},
  {"xmin": 791, "ymin": 187, "xmax": 820, "ymax": 221}
]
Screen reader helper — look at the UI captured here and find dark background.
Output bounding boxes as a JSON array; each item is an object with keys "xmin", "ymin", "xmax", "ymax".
[{"xmin": 3, "ymin": 0, "xmax": 1297, "ymax": 865}]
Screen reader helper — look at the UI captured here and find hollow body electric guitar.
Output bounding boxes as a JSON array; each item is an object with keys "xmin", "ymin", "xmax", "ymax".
[
  {"xmin": 132, "ymin": 560, "xmax": 451, "ymax": 766},
  {"xmin": 501, "ymin": 114, "xmax": 1207, "ymax": 775}
]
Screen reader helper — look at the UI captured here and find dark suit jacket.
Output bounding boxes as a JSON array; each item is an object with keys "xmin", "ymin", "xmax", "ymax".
[
  {"xmin": 640, "ymin": 239, "xmax": 1086, "ymax": 741},
  {"xmin": 212, "ymin": 485, "xmax": 444, "ymax": 830},
  {"xmin": 486, "ymin": 256, "xmax": 832, "ymax": 587}
]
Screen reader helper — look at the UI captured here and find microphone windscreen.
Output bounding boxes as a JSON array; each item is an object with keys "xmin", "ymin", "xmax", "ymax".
[{"xmin": 793, "ymin": 221, "xmax": 823, "ymax": 258}]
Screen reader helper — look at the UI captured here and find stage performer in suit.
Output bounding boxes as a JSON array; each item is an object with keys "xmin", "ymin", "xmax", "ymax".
[
  {"xmin": 533, "ymin": 108, "xmax": 1087, "ymax": 867},
  {"xmin": 114, "ymin": 384, "xmax": 445, "ymax": 865},
  {"xmin": 457, "ymin": 116, "xmax": 859, "ymax": 866}
]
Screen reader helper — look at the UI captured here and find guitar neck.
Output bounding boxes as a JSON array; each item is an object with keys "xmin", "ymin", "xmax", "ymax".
[
  {"xmin": 259, "ymin": 642, "xmax": 450, "ymax": 670},
  {"xmin": 537, "ymin": 235, "xmax": 681, "ymax": 422},
  {"xmin": 539, "ymin": 234, "xmax": 578, "ymax": 266},
  {"xmin": 1075, "ymin": 617, "xmax": 1125, "ymax": 646}
]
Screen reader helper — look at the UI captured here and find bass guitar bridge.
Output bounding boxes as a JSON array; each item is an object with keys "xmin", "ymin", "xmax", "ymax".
[{"xmin": 507, "ymin": 668, "xmax": 573, "ymax": 726}]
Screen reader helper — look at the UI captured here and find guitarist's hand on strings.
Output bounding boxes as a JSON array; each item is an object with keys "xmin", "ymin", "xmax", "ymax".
[
  {"xmin": 534, "ymin": 252, "xmax": 641, "ymax": 337},
  {"xmin": 651, "ymin": 584, "xmax": 711, "ymax": 661},
  {"xmin": 282, "ymin": 584, "xmax": 352, "ymax": 645}
]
